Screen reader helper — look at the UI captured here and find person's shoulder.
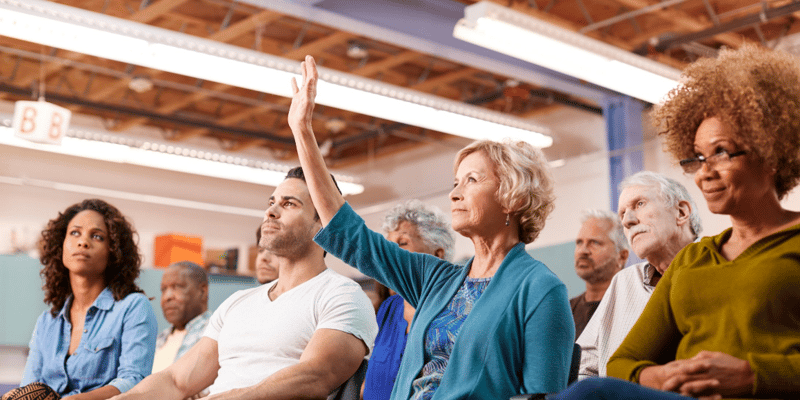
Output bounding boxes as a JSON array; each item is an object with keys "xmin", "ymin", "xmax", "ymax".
[
  {"xmin": 34, "ymin": 308, "xmax": 55, "ymax": 326},
  {"xmin": 619, "ymin": 261, "xmax": 647, "ymax": 280},
  {"xmin": 117, "ymin": 291, "xmax": 151, "ymax": 308},
  {"xmin": 513, "ymin": 250, "xmax": 566, "ymax": 289},
  {"xmin": 224, "ymin": 284, "xmax": 267, "ymax": 303},
  {"xmin": 318, "ymin": 268, "xmax": 362, "ymax": 290},
  {"xmin": 671, "ymin": 234, "xmax": 719, "ymax": 267}
]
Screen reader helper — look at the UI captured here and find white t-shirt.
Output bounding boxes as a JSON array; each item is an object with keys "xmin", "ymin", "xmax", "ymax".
[{"xmin": 203, "ymin": 268, "xmax": 378, "ymax": 394}]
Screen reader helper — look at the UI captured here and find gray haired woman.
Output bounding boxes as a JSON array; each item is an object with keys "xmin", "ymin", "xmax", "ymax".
[{"xmin": 363, "ymin": 200, "xmax": 455, "ymax": 400}]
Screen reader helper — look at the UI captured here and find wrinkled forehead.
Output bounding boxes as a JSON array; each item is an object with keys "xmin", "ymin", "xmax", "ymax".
[
  {"xmin": 163, "ymin": 265, "xmax": 192, "ymax": 282},
  {"xmin": 618, "ymin": 184, "xmax": 665, "ymax": 210}
]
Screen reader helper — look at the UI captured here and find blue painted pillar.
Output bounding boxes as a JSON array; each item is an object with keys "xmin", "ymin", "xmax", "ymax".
[{"xmin": 602, "ymin": 95, "xmax": 644, "ymax": 212}]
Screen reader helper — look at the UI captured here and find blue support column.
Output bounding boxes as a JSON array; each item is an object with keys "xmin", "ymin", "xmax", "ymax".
[{"xmin": 603, "ymin": 96, "xmax": 645, "ymax": 212}]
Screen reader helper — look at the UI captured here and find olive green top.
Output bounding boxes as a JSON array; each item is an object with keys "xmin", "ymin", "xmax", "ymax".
[{"xmin": 607, "ymin": 223, "xmax": 800, "ymax": 398}]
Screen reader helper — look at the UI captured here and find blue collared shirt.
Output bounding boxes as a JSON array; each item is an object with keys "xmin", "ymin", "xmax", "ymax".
[{"xmin": 21, "ymin": 288, "xmax": 158, "ymax": 396}]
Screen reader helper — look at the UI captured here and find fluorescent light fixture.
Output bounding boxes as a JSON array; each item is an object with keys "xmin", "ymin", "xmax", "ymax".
[
  {"xmin": 0, "ymin": 124, "xmax": 365, "ymax": 195},
  {"xmin": 454, "ymin": 1, "xmax": 681, "ymax": 104},
  {"xmin": 0, "ymin": 0, "xmax": 552, "ymax": 147}
]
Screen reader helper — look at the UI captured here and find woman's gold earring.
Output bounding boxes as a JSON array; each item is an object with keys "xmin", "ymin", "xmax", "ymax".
[{"xmin": 505, "ymin": 214, "xmax": 510, "ymax": 226}]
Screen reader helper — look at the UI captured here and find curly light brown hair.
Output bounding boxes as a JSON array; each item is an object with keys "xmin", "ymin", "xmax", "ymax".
[
  {"xmin": 653, "ymin": 44, "xmax": 800, "ymax": 199},
  {"xmin": 39, "ymin": 199, "xmax": 144, "ymax": 316},
  {"xmin": 455, "ymin": 140, "xmax": 555, "ymax": 244}
]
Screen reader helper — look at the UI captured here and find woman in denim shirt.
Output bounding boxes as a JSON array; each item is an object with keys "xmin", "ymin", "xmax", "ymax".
[{"xmin": 15, "ymin": 199, "xmax": 157, "ymax": 400}]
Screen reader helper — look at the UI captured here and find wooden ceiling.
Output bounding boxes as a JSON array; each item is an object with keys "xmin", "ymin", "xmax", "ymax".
[{"xmin": 1, "ymin": 0, "xmax": 798, "ymax": 166}]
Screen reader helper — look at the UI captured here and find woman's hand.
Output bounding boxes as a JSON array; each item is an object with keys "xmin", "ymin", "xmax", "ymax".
[
  {"xmin": 639, "ymin": 351, "xmax": 754, "ymax": 399},
  {"xmin": 676, "ymin": 351, "xmax": 754, "ymax": 399},
  {"xmin": 288, "ymin": 55, "xmax": 318, "ymax": 136},
  {"xmin": 639, "ymin": 358, "xmax": 713, "ymax": 393}
]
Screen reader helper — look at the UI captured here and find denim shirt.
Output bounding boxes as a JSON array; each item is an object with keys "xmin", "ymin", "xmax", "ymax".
[{"xmin": 21, "ymin": 288, "xmax": 158, "ymax": 396}]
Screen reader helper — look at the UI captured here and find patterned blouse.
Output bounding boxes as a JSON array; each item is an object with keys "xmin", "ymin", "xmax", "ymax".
[{"xmin": 410, "ymin": 276, "xmax": 492, "ymax": 400}]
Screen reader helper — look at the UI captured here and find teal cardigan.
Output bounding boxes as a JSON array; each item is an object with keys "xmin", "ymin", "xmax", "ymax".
[{"xmin": 314, "ymin": 203, "xmax": 574, "ymax": 400}]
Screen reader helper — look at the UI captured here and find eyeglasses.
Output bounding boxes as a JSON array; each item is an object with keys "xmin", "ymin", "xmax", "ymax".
[{"xmin": 679, "ymin": 150, "xmax": 747, "ymax": 174}]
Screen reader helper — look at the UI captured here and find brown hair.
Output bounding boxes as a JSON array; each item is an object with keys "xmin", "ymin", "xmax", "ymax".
[
  {"xmin": 653, "ymin": 44, "xmax": 800, "ymax": 199},
  {"xmin": 39, "ymin": 199, "xmax": 144, "ymax": 316},
  {"xmin": 455, "ymin": 140, "xmax": 555, "ymax": 244}
]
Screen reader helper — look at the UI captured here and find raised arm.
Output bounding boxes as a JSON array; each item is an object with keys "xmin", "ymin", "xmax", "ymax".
[
  {"xmin": 111, "ymin": 337, "xmax": 221, "ymax": 400},
  {"xmin": 288, "ymin": 55, "xmax": 344, "ymax": 225},
  {"xmin": 207, "ymin": 328, "xmax": 368, "ymax": 400}
]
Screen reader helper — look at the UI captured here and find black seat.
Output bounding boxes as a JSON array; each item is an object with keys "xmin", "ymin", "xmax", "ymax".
[
  {"xmin": 327, "ymin": 359, "xmax": 368, "ymax": 400},
  {"xmin": 509, "ymin": 342, "xmax": 581, "ymax": 400}
]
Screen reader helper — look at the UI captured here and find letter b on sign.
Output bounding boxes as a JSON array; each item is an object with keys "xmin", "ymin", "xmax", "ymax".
[{"xmin": 13, "ymin": 101, "xmax": 71, "ymax": 145}]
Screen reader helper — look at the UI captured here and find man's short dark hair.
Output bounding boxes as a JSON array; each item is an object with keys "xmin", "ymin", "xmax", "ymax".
[
  {"xmin": 285, "ymin": 166, "xmax": 342, "ymax": 195},
  {"xmin": 169, "ymin": 261, "xmax": 208, "ymax": 287},
  {"xmin": 284, "ymin": 166, "xmax": 339, "ymax": 258}
]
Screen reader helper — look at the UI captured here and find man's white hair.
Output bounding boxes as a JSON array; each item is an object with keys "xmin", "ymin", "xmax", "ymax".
[
  {"xmin": 619, "ymin": 171, "xmax": 702, "ymax": 238},
  {"xmin": 579, "ymin": 209, "xmax": 629, "ymax": 253}
]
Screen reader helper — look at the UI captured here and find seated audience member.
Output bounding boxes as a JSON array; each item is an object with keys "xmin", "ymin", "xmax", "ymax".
[
  {"xmin": 288, "ymin": 55, "xmax": 574, "ymax": 399},
  {"xmin": 110, "ymin": 168, "xmax": 378, "ymax": 400},
  {"xmin": 571, "ymin": 210, "xmax": 629, "ymax": 337},
  {"xmin": 254, "ymin": 227, "xmax": 278, "ymax": 284},
  {"xmin": 365, "ymin": 280, "xmax": 391, "ymax": 313},
  {"xmin": 577, "ymin": 171, "xmax": 700, "ymax": 378},
  {"xmin": 11, "ymin": 199, "xmax": 157, "ymax": 400},
  {"xmin": 553, "ymin": 45, "xmax": 800, "ymax": 399},
  {"xmin": 363, "ymin": 200, "xmax": 455, "ymax": 400},
  {"xmin": 152, "ymin": 261, "xmax": 211, "ymax": 374}
]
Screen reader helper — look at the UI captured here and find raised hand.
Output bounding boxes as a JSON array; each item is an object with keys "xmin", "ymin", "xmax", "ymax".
[{"xmin": 288, "ymin": 55, "xmax": 318, "ymax": 135}]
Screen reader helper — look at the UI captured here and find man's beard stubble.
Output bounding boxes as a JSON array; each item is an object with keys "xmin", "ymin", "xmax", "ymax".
[{"xmin": 259, "ymin": 221, "xmax": 316, "ymax": 258}]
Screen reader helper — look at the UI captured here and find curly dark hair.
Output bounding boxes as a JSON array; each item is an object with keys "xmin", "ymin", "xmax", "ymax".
[
  {"xmin": 653, "ymin": 44, "xmax": 800, "ymax": 199},
  {"xmin": 39, "ymin": 199, "xmax": 144, "ymax": 316}
]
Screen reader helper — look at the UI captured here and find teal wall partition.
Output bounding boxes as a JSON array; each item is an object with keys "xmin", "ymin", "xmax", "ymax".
[
  {"xmin": 0, "ymin": 255, "xmax": 259, "ymax": 347},
  {"xmin": 527, "ymin": 242, "xmax": 584, "ymax": 299},
  {"xmin": 2, "ymin": 241, "xmax": 589, "ymax": 346}
]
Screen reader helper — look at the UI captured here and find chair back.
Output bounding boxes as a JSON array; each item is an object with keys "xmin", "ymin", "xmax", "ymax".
[{"xmin": 568, "ymin": 342, "xmax": 581, "ymax": 385}]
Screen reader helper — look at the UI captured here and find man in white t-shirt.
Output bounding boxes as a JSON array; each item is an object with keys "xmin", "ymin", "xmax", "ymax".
[{"xmin": 113, "ymin": 167, "xmax": 378, "ymax": 400}]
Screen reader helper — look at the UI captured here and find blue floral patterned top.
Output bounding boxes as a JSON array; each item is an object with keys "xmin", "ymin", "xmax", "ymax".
[{"xmin": 410, "ymin": 277, "xmax": 492, "ymax": 400}]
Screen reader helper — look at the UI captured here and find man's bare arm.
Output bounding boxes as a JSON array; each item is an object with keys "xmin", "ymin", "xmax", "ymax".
[
  {"xmin": 111, "ymin": 337, "xmax": 220, "ymax": 400},
  {"xmin": 207, "ymin": 328, "xmax": 367, "ymax": 400}
]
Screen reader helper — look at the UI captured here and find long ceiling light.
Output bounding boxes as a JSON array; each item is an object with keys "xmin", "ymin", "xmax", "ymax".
[
  {"xmin": 0, "ymin": 123, "xmax": 365, "ymax": 196},
  {"xmin": 453, "ymin": 1, "xmax": 681, "ymax": 104},
  {"xmin": 0, "ymin": 0, "xmax": 552, "ymax": 148}
]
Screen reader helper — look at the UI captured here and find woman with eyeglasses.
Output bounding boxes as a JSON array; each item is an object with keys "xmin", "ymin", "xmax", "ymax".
[{"xmin": 548, "ymin": 45, "xmax": 800, "ymax": 400}]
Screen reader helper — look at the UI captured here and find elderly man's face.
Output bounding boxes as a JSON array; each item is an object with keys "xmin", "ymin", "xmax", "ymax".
[
  {"xmin": 618, "ymin": 185, "xmax": 680, "ymax": 260},
  {"xmin": 574, "ymin": 218, "xmax": 622, "ymax": 284},
  {"xmin": 160, "ymin": 266, "xmax": 207, "ymax": 330}
]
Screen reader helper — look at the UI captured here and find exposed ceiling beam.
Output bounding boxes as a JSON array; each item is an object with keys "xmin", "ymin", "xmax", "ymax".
[
  {"xmin": 350, "ymin": 50, "xmax": 420, "ymax": 76},
  {"xmin": 649, "ymin": 1, "xmax": 800, "ymax": 52},
  {"xmin": 238, "ymin": 0, "xmax": 612, "ymax": 102},
  {"xmin": 608, "ymin": 0, "xmax": 750, "ymax": 48},
  {"xmin": 0, "ymin": 81, "xmax": 294, "ymax": 144},
  {"xmin": 129, "ymin": 0, "xmax": 191, "ymax": 23},
  {"xmin": 207, "ymin": 9, "xmax": 283, "ymax": 43},
  {"xmin": 283, "ymin": 31, "xmax": 355, "ymax": 59}
]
